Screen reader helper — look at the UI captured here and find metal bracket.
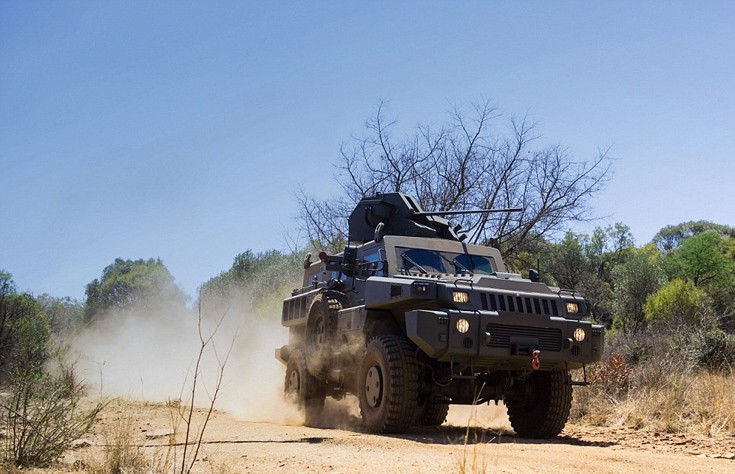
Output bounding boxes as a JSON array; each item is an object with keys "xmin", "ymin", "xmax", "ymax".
[{"xmin": 568, "ymin": 363, "xmax": 590, "ymax": 386}]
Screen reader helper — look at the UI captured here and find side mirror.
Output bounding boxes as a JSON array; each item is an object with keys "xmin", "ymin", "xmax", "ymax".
[
  {"xmin": 529, "ymin": 268, "xmax": 540, "ymax": 283},
  {"xmin": 341, "ymin": 247, "xmax": 358, "ymax": 277}
]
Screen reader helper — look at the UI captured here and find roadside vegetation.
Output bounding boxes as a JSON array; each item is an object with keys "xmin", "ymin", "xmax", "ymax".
[
  {"xmin": 0, "ymin": 272, "xmax": 105, "ymax": 468},
  {"xmin": 561, "ymin": 223, "xmax": 735, "ymax": 436}
]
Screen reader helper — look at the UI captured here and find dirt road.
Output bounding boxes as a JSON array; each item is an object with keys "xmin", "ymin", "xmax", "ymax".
[{"xmin": 65, "ymin": 398, "xmax": 735, "ymax": 474}]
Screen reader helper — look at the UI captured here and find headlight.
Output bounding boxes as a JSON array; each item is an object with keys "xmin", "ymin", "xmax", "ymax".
[
  {"xmin": 573, "ymin": 327, "xmax": 586, "ymax": 342},
  {"xmin": 456, "ymin": 318, "xmax": 470, "ymax": 334},
  {"xmin": 566, "ymin": 302, "xmax": 580, "ymax": 314},
  {"xmin": 453, "ymin": 291, "xmax": 470, "ymax": 303}
]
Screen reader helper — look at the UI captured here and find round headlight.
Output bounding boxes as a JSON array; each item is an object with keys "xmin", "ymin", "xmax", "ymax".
[
  {"xmin": 573, "ymin": 327, "xmax": 586, "ymax": 342},
  {"xmin": 456, "ymin": 318, "xmax": 470, "ymax": 334}
]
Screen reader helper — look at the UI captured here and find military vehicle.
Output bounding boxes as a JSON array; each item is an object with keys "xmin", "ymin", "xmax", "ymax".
[{"xmin": 276, "ymin": 192, "xmax": 604, "ymax": 437}]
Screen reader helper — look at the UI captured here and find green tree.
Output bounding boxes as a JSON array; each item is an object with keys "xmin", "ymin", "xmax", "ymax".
[
  {"xmin": 611, "ymin": 250, "xmax": 665, "ymax": 334},
  {"xmin": 586, "ymin": 223, "xmax": 635, "ymax": 282},
  {"xmin": 84, "ymin": 258, "xmax": 187, "ymax": 319},
  {"xmin": 35, "ymin": 294, "xmax": 83, "ymax": 335},
  {"xmin": 652, "ymin": 220, "xmax": 735, "ymax": 252},
  {"xmin": 0, "ymin": 271, "xmax": 51, "ymax": 381},
  {"xmin": 665, "ymin": 231, "xmax": 735, "ymax": 331},
  {"xmin": 711, "ymin": 236, "xmax": 735, "ymax": 330},
  {"xmin": 201, "ymin": 250, "xmax": 303, "ymax": 310},
  {"xmin": 666, "ymin": 231, "xmax": 735, "ymax": 288},
  {"xmin": 546, "ymin": 233, "xmax": 588, "ymax": 289},
  {"xmin": 643, "ymin": 279, "xmax": 714, "ymax": 331},
  {"xmin": 540, "ymin": 224, "xmax": 634, "ymax": 326}
]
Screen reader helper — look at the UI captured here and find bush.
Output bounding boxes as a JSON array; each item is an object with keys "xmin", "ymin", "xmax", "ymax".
[
  {"xmin": 610, "ymin": 251, "xmax": 665, "ymax": 333},
  {"xmin": 644, "ymin": 278, "xmax": 715, "ymax": 331},
  {"xmin": 686, "ymin": 328, "xmax": 735, "ymax": 372},
  {"xmin": 0, "ymin": 272, "xmax": 51, "ymax": 383},
  {"xmin": 586, "ymin": 352, "xmax": 633, "ymax": 397},
  {"xmin": 0, "ymin": 366, "xmax": 105, "ymax": 468},
  {"xmin": 572, "ymin": 328, "xmax": 735, "ymax": 435}
]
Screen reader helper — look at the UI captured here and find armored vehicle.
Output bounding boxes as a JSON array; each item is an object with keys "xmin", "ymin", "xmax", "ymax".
[{"xmin": 276, "ymin": 193, "xmax": 604, "ymax": 437}]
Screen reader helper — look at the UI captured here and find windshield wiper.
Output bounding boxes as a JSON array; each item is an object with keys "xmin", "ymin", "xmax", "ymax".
[
  {"xmin": 452, "ymin": 257, "xmax": 473, "ymax": 275},
  {"xmin": 401, "ymin": 252, "xmax": 428, "ymax": 274},
  {"xmin": 436, "ymin": 253, "xmax": 472, "ymax": 275}
]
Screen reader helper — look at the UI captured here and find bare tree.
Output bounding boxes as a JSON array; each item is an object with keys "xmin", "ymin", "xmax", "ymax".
[{"xmin": 297, "ymin": 100, "xmax": 611, "ymax": 259}]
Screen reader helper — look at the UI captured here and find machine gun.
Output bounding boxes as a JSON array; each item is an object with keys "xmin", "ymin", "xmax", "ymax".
[{"xmin": 347, "ymin": 192, "xmax": 522, "ymax": 244}]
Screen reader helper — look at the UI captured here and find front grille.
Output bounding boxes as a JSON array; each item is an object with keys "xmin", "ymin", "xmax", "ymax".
[
  {"xmin": 282, "ymin": 297, "xmax": 308, "ymax": 322},
  {"xmin": 481, "ymin": 293, "xmax": 559, "ymax": 316},
  {"xmin": 485, "ymin": 323, "xmax": 563, "ymax": 351}
]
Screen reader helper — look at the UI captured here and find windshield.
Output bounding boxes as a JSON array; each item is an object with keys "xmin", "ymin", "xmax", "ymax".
[{"xmin": 398, "ymin": 248, "xmax": 495, "ymax": 275}]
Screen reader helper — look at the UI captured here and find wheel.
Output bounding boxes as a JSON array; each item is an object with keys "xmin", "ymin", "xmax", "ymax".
[
  {"xmin": 415, "ymin": 392, "xmax": 450, "ymax": 426},
  {"xmin": 358, "ymin": 335, "xmax": 419, "ymax": 433},
  {"xmin": 505, "ymin": 369, "xmax": 572, "ymax": 438},
  {"xmin": 284, "ymin": 350, "xmax": 326, "ymax": 426},
  {"xmin": 305, "ymin": 293, "xmax": 342, "ymax": 375}
]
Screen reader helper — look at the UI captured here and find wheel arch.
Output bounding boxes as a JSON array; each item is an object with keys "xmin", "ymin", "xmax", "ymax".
[{"xmin": 363, "ymin": 309, "xmax": 402, "ymax": 341}]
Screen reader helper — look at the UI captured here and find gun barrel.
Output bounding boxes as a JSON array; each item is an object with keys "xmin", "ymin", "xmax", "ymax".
[{"xmin": 414, "ymin": 208, "xmax": 523, "ymax": 217}]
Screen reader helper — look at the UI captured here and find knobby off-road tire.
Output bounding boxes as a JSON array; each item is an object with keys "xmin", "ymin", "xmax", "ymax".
[
  {"xmin": 304, "ymin": 293, "xmax": 342, "ymax": 376},
  {"xmin": 505, "ymin": 369, "xmax": 572, "ymax": 438},
  {"xmin": 284, "ymin": 350, "xmax": 326, "ymax": 427},
  {"xmin": 358, "ymin": 335, "xmax": 419, "ymax": 434},
  {"xmin": 415, "ymin": 392, "xmax": 450, "ymax": 426}
]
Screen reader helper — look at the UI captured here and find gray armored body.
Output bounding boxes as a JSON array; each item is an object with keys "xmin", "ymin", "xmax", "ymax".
[{"xmin": 276, "ymin": 193, "xmax": 604, "ymax": 437}]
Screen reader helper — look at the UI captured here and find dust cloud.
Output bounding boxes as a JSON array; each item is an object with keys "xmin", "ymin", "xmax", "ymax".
[
  {"xmin": 69, "ymin": 291, "xmax": 302, "ymax": 425},
  {"xmin": 66, "ymin": 287, "xmax": 511, "ymax": 432}
]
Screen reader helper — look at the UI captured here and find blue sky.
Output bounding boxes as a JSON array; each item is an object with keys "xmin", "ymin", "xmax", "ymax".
[{"xmin": 1, "ymin": 1, "xmax": 734, "ymax": 300}]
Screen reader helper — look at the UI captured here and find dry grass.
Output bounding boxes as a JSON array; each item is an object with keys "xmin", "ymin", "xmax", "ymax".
[
  {"xmin": 571, "ymin": 353, "xmax": 735, "ymax": 437},
  {"xmin": 84, "ymin": 412, "xmax": 150, "ymax": 474},
  {"xmin": 82, "ymin": 402, "xmax": 233, "ymax": 474},
  {"xmin": 455, "ymin": 386, "xmax": 497, "ymax": 474},
  {"xmin": 456, "ymin": 417, "xmax": 491, "ymax": 474}
]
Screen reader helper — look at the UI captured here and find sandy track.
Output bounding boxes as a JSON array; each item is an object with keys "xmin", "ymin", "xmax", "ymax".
[{"xmin": 58, "ymin": 399, "xmax": 735, "ymax": 474}]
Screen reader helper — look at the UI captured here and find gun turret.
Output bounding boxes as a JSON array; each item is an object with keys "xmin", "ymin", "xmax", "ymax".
[{"xmin": 348, "ymin": 192, "xmax": 521, "ymax": 244}]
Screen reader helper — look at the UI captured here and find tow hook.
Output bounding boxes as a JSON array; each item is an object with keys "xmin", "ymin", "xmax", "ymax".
[{"xmin": 531, "ymin": 350, "xmax": 541, "ymax": 370}]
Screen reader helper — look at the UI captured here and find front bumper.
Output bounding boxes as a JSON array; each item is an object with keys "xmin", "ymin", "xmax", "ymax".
[{"xmin": 405, "ymin": 309, "xmax": 604, "ymax": 370}]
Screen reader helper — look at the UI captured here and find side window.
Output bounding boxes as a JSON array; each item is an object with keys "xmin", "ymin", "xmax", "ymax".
[{"xmin": 330, "ymin": 271, "xmax": 348, "ymax": 281}]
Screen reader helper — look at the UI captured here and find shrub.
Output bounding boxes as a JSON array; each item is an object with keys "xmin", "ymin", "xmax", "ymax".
[
  {"xmin": 643, "ymin": 278, "xmax": 715, "ymax": 331},
  {"xmin": 686, "ymin": 328, "xmax": 735, "ymax": 372},
  {"xmin": 0, "ymin": 271, "xmax": 51, "ymax": 383},
  {"xmin": 0, "ymin": 366, "xmax": 105, "ymax": 468},
  {"xmin": 587, "ymin": 352, "xmax": 633, "ymax": 397}
]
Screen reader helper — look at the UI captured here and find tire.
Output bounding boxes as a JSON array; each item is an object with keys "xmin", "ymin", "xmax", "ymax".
[
  {"xmin": 358, "ymin": 335, "xmax": 419, "ymax": 433},
  {"xmin": 305, "ymin": 293, "xmax": 342, "ymax": 375},
  {"xmin": 505, "ymin": 369, "xmax": 572, "ymax": 438},
  {"xmin": 415, "ymin": 392, "xmax": 450, "ymax": 426},
  {"xmin": 284, "ymin": 350, "xmax": 326, "ymax": 426}
]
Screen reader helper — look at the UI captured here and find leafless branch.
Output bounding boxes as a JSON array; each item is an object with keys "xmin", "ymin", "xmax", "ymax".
[{"xmin": 297, "ymin": 100, "xmax": 612, "ymax": 260}]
